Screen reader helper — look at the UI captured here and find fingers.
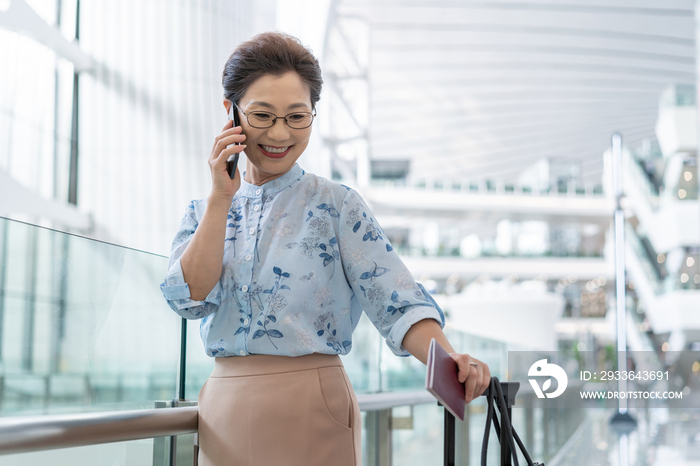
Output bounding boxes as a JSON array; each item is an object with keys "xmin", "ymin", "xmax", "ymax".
[
  {"xmin": 472, "ymin": 361, "xmax": 490, "ymax": 400},
  {"xmin": 212, "ymin": 134, "xmax": 246, "ymax": 160},
  {"xmin": 464, "ymin": 365, "xmax": 479, "ymax": 403},
  {"xmin": 220, "ymin": 119, "xmax": 232, "ymax": 131},
  {"xmin": 451, "ymin": 353, "xmax": 491, "ymax": 404},
  {"xmin": 211, "ymin": 122, "xmax": 244, "ymax": 155},
  {"xmin": 451, "ymin": 353, "xmax": 478, "ymax": 403},
  {"xmin": 219, "ymin": 119, "xmax": 242, "ymax": 133},
  {"xmin": 211, "ymin": 144, "xmax": 247, "ymax": 173},
  {"xmin": 450, "ymin": 354, "xmax": 467, "ymax": 383},
  {"xmin": 208, "ymin": 121, "xmax": 245, "ymax": 200},
  {"xmin": 219, "ymin": 133, "xmax": 247, "ymax": 146},
  {"xmin": 218, "ymin": 142, "xmax": 247, "ymax": 161},
  {"xmin": 210, "ymin": 138, "xmax": 246, "ymax": 172}
]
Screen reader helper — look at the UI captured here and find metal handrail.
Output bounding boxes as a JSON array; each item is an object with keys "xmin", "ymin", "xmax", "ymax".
[
  {"xmin": 356, "ymin": 390, "xmax": 435, "ymax": 411},
  {"xmin": 0, "ymin": 390, "xmax": 435, "ymax": 456},
  {"xmin": 0, "ymin": 406, "xmax": 198, "ymax": 455}
]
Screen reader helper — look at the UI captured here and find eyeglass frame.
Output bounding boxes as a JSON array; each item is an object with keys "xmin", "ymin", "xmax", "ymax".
[{"xmin": 233, "ymin": 102, "xmax": 316, "ymax": 129}]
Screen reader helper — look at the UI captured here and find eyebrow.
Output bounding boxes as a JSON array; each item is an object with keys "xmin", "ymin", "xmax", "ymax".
[{"xmin": 247, "ymin": 101, "xmax": 310, "ymax": 111}]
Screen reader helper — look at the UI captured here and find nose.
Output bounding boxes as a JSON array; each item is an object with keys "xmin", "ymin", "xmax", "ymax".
[{"xmin": 265, "ymin": 118, "xmax": 291, "ymax": 142}]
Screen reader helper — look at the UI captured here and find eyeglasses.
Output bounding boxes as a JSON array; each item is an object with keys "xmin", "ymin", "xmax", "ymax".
[{"xmin": 234, "ymin": 103, "xmax": 316, "ymax": 129}]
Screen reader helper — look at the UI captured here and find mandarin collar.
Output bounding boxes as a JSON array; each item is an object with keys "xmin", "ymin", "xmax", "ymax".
[{"xmin": 237, "ymin": 163, "xmax": 305, "ymax": 198}]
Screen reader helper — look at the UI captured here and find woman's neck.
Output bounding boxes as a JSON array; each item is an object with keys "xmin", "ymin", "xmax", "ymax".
[{"xmin": 244, "ymin": 160, "xmax": 295, "ymax": 186}]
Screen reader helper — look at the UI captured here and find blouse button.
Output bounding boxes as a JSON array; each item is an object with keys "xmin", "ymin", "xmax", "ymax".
[
  {"xmin": 239, "ymin": 350, "xmax": 246, "ymax": 356},
  {"xmin": 243, "ymin": 318, "xmax": 249, "ymax": 325},
  {"xmin": 255, "ymin": 189, "xmax": 262, "ymax": 195},
  {"xmin": 245, "ymin": 254, "xmax": 252, "ymax": 261},
  {"xmin": 241, "ymin": 285, "xmax": 248, "ymax": 292},
  {"xmin": 249, "ymin": 228, "xmax": 255, "ymax": 235},
  {"xmin": 254, "ymin": 205, "xmax": 260, "ymax": 211}
]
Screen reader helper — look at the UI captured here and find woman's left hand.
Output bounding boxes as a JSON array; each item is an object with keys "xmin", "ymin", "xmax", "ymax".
[{"xmin": 449, "ymin": 353, "xmax": 491, "ymax": 404}]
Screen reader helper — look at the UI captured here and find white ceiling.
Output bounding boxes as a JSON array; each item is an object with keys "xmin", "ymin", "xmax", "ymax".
[{"xmin": 336, "ymin": 0, "xmax": 696, "ymax": 184}]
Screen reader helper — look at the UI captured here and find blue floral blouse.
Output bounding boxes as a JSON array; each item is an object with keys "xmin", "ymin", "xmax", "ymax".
[{"xmin": 160, "ymin": 163, "xmax": 445, "ymax": 358}]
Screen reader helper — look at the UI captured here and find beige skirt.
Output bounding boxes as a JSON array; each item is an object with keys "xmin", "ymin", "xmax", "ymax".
[{"xmin": 197, "ymin": 353, "xmax": 362, "ymax": 466}]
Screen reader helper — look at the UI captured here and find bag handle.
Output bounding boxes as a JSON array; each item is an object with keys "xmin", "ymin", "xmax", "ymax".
[{"xmin": 481, "ymin": 377, "xmax": 542, "ymax": 466}]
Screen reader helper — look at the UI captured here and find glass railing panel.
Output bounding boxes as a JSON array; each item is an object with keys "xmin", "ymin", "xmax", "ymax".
[
  {"xmin": 403, "ymin": 179, "xmax": 604, "ymax": 198},
  {"xmin": 665, "ymin": 269, "xmax": 700, "ymax": 291},
  {"xmin": 676, "ymin": 164, "xmax": 698, "ymax": 200},
  {"xmin": 0, "ymin": 436, "xmax": 182, "ymax": 466},
  {"xmin": 340, "ymin": 313, "xmax": 383, "ymax": 394},
  {"xmin": 0, "ymin": 217, "xmax": 181, "ymax": 416},
  {"xmin": 392, "ymin": 246, "xmax": 605, "ymax": 259},
  {"xmin": 183, "ymin": 318, "xmax": 215, "ymax": 402},
  {"xmin": 378, "ymin": 326, "xmax": 507, "ymax": 393},
  {"xmin": 626, "ymin": 222, "xmax": 700, "ymax": 294},
  {"xmin": 182, "ymin": 311, "xmax": 385, "ymax": 401},
  {"xmin": 393, "ymin": 398, "xmax": 506, "ymax": 466},
  {"xmin": 626, "ymin": 149, "xmax": 699, "ymax": 206},
  {"xmin": 624, "ymin": 150, "xmax": 662, "ymax": 210},
  {"xmin": 389, "ymin": 384, "xmax": 587, "ymax": 466},
  {"xmin": 184, "ymin": 317, "xmax": 383, "ymax": 400},
  {"xmin": 391, "ymin": 402, "xmax": 445, "ymax": 465},
  {"xmin": 625, "ymin": 223, "xmax": 663, "ymax": 295}
]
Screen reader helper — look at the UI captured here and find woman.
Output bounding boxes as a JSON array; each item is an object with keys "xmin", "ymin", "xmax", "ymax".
[{"xmin": 161, "ymin": 32, "xmax": 490, "ymax": 466}]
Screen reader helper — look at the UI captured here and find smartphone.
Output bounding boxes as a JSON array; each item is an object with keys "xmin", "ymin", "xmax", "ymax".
[{"xmin": 226, "ymin": 105, "xmax": 241, "ymax": 179}]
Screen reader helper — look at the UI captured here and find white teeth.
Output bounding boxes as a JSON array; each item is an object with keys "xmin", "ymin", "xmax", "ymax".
[{"xmin": 261, "ymin": 145, "xmax": 290, "ymax": 154}]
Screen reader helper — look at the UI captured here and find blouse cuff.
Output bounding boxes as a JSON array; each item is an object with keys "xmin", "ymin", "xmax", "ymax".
[
  {"xmin": 160, "ymin": 257, "xmax": 221, "ymax": 311},
  {"xmin": 386, "ymin": 304, "xmax": 445, "ymax": 357}
]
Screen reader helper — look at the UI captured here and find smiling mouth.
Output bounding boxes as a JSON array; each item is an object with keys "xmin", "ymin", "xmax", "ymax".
[
  {"xmin": 259, "ymin": 144, "xmax": 292, "ymax": 157},
  {"xmin": 260, "ymin": 145, "xmax": 290, "ymax": 154}
]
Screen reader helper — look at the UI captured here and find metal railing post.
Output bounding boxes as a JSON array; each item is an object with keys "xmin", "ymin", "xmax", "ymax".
[
  {"xmin": 169, "ymin": 417, "xmax": 178, "ymax": 466},
  {"xmin": 524, "ymin": 393, "xmax": 534, "ymax": 454},
  {"xmin": 542, "ymin": 403, "xmax": 550, "ymax": 459},
  {"xmin": 443, "ymin": 407, "xmax": 455, "ymax": 466},
  {"xmin": 152, "ymin": 401, "xmax": 170, "ymax": 465},
  {"xmin": 153, "ymin": 400, "xmax": 198, "ymax": 466},
  {"xmin": 455, "ymin": 405, "xmax": 470, "ymax": 466},
  {"xmin": 366, "ymin": 408, "xmax": 391, "ymax": 466}
]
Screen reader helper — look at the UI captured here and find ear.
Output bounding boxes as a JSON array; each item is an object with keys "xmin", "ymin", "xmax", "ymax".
[{"xmin": 223, "ymin": 99, "xmax": 231, "ymax": 114}]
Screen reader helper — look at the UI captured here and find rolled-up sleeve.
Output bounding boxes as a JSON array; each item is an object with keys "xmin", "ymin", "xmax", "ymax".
[
  {"xmin": 160, "ymin": 201, "xmax": 221, "ymax": 319},
  {"xmin": 338, "ymin": 189, "xmax": 445, "ymax": 357}
]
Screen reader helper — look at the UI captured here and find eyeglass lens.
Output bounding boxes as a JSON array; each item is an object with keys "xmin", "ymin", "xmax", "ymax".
[{"xmin": 247, "ymin": 111, "xmax": 314, "ymax": 129}]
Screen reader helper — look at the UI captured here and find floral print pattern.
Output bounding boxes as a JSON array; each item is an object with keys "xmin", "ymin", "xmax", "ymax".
[{"xmin": 160, "ymin": 163, "xmax": 445, "ymax": 358}]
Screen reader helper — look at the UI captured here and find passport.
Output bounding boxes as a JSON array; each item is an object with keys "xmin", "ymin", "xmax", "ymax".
[{"xmin": 425, "ymin": 338, "xmax": 465, "ymax": 421}]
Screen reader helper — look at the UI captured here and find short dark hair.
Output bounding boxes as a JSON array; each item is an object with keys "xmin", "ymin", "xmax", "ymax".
[{"xmin": 222, "ymin": 32, "xmax": 323, "ymax": 109}]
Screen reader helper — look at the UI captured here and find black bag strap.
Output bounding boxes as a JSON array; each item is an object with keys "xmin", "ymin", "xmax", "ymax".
[{"xmin": 481, "ymin": 377, "xmax": 541, "ymax": 466}]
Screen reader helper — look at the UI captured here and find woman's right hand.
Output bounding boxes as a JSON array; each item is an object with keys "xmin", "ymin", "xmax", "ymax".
[{"xmin": 209, "ymin": 119, "xmax": 247, "ymax": 200}]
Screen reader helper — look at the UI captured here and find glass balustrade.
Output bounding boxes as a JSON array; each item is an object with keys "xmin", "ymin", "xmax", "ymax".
[
  {"xmin": 370, "ymin": 178, "xmax": 605, "ymax": 198},
  {"xmin": 392, "ymin": 244, "xmax": 604, "ymax": 259},
  {"xmin": 626, "ymin": 223, "xmax": 700, "ymax": 294},
  {"xmin": 1, "ymin": 215, "xmax": 593, "ymax": 465},
  {"xmin": 626, "ymin": 149, "xmax": 699, "ymax": 205},
  {"xmin": 0, "ymin": 216, "xmax": 181, "ymax": 417},
  {"xmin": 373, "ymin": 146, "xmax": 693, "ymax": 210},
  {"xmin": 0, "ymin": 437, "xmax": 172, "ymax": 466}
]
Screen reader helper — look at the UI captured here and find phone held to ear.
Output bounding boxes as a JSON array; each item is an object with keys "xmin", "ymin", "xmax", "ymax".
[{"xmin": 227, "ymin": 105, "xmax": 241, "ymax": 179}]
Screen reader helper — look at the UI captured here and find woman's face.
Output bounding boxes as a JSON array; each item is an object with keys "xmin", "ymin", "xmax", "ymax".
[{"xmin": 225, "ymin": 71, "xmax": 314, "ymax": 185}]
